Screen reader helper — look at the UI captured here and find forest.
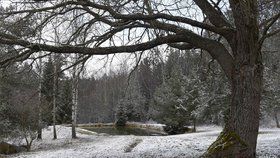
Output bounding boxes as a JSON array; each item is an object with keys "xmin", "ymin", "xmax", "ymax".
[{"xmin": 0, "ymin": 0, "xmax": 279, "ymax": 158}]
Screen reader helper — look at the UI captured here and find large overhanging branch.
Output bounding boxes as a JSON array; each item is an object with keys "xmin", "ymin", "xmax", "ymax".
[
  {"xmin": 0, "ymin": 0, "xmax": 235, "ymax": 79},
  {"xmin": 0, "ymin": 28, "xmax": 234, "ymax": 79},
  {"xmin": 141, "ymin": 19, "xmax": 234, "ymax": 79},
  {"xmin": 0, "ymin": 33, "xmax": 186, "ymax": 55},
  {"xmin": 168, "ymin": 43, "xmax": 195, "ymax": 50}
]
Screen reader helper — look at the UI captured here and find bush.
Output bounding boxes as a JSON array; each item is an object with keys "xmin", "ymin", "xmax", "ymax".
[
  {"xmin": 163, "ymin": 125, "xmax": 190, "ymax": 135},
  {"xmin": 0, "ymin": 142, "xmax": 28, "ymax": 155}
]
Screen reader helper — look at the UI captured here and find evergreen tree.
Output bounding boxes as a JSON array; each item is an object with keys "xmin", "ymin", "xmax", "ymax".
[
  {"xmin": 41, "ymin": 58, "xmax": 54, "ymax": 103},
  {"xmin": 40, "ymin": 58, "xmax": 54, "ymax": 125},
  {"xmin": 57, "ymin": 79, "xmax": 72, "ymax": 124},
  {"xmin": 138, "ymin": 58, "xmax": 154, "ymax": 100},
  {"xmin": 115, "ymin": 73, "xmax": 146, "ymax": 125},
  {"xmin": 184, "ymin": 77, "xmax": 201, "ymax": 132},
  {"xmin": 153, "ymin": 64, "xmax": 189, "ymax": 134},
  {"xmin": 200, "ymin": 72, "xmax": 230, "ymax": 125},
  {"xmin": 115, "ymin": 102, "xmax": 128, "ymax": 126}
]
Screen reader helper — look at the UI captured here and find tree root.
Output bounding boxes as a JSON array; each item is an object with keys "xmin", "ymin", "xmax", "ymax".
[{"xmin": 201, "ymin": 131, "xmax": 254, "ymax": 158}]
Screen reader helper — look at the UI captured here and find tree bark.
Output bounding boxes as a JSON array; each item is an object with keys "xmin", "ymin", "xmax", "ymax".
[
  {"xmin": 205, "ymin": 44, "xmax": 263, "ymax": 158},
  {"xmin": 227, "ymin": 0, "xmax": 262, "ymax": 156},
  {"xmin": 204, "ymin": 1, "xmax": 263, "ymax": 157},
  {"xmin": 225, "ymin": 60, "xmax": 262, "ymax": 157}
]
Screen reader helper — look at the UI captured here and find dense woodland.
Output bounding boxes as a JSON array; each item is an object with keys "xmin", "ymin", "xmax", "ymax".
[{"xmin": 0, "ymin": 0, "xmax": 279, "ymax": 157}]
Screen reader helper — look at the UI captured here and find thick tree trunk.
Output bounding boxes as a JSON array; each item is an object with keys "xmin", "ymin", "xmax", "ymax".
[
  {"xmin": 204, "ymin": 1, "xmax": 263, "ymax": 157},
  {"xmin": 227, "ymin": 63, "xmax": 262, "ymax": 157},
  {"xmin": 205, "ymin": 61, "xmax": 263, "ymax": 158}
]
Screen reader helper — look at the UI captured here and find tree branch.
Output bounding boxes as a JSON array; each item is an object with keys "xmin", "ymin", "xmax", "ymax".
[
  {"xmin": 0, "ymin": 33, "xmax": 186, "ymax": 55},
  {"xmin": 3, "ymin": 1, "xmax": 232, "ymax": 36},
  {"xmin": 259, "ymin": 13, "xmax": 280, "ymax": 28},
  {"xmin": 193, "ymin": 0, "xmax": 232, "ymax": 28},
  {"xmin": 259, "ymin": 28, "xmax": 280, "ymax": 45},
  {"xmin": 168, "ymin": 43, "xmax": 195, "ymax": 50},
  {"xmin": 259, "ymin": 13, "xmax": 280, "ymax": 45},
  {"xmin": 0, "ymin": 1, "xmax": 234, "ymax": 79}
]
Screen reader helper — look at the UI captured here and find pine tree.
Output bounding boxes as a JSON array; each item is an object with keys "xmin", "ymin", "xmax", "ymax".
[
  {"xmin": 115, "ymin": 102, "xmax": 128, "ymax": 126},
  {"xmin": 115, "ymin": 72, "xmax": 146, "ymax": 124},
  {"xmin": 184, "ymin": 77, "xmax": 201, "ymax": 132},
  {"xmin": 42, "ymin": 58, "xmax": 54, "ymax": 103},
  {"xmin": 57, "ymin": 80, "xmax": 72, "ymax": 124},
  {"xmin": 154, "ymin": 64, "xmax": 189, "ymax": 134}
]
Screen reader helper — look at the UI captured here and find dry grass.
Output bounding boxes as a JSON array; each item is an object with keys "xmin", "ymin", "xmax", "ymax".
[{"xmin": 124, "ymin": 139, "xmax": 143, "ymax": 153}]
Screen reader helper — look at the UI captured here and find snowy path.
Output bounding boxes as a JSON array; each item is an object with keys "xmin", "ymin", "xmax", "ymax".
[{"xmin": 6, "ymin": 125, "xmax": 280, "ymax": 158}]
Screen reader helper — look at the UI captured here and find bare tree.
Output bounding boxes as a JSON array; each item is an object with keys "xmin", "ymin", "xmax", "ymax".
[
  {"xmin": 52, "ymin": 54, "xmax": 58, "ymax": 140},
  {"xmin": 71, "ymin": 66, "xmax": 77, "ymax": 138},
  {"xmin": 35, "ymin": 2, "xmax": 45, "ymax": 140},
  {"xmin": 37, "ymin": 52, "xmax": 43, "ymax": 139},
  {"xmin": 0, "ymin": 0, "xmax": 279, "ymax": 157},
  {"xmin": 71, "ymin": 55, "xmax": 80, "ymax": 139}
]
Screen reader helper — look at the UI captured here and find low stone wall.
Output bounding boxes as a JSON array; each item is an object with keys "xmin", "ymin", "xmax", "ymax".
[
  {"xmin": 78, "ymin": 123, "xmax": 114, "ymax": 128},
  {"xmin": 125, "ymin": 122, "xmax": 165, "ymax": 132},
  {"xmin": 78, "ymin": 122, "xmax": 165, "ymax": 133}
]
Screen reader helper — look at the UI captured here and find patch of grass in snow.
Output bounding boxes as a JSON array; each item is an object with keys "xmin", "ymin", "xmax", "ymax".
[{"xmin": 124, "ymin": 138, "xmax": 143, "ymax": 153}]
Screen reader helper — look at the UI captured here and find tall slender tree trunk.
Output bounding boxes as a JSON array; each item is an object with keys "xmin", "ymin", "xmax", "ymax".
[
  {"xmin": 275, "ymin": 111, "xmax": 280, "ymax": 128},
  {"xmin": 52, "ymin": 55, "xmax": 58, "ymax": 140},
  {"xmin": 37, "ymin": 8, "xmax": 43, "ymax": 139},
  {"xmin": 205, "ymin": 1, "xmax": 263, "ymax": 157},
  {"xmin": 71, "ymin": 10, "xmax": 80, "ymax": 138},
  {"xmin": 193, "ymin": 118, "xmax": 196, "ymax": 132},
  {"xmin": 71, "ymin": 60, "xmax": 78, "ymax": 139},
  {"xmin": 37, "ymin": 53, "xmax": 43, "ymax": 140}
]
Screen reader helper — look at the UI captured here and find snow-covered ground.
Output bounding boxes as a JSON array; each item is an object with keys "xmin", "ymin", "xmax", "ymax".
[{"xmin": 5, "ymin": 125, "xmax": 280, "ymax": 158}]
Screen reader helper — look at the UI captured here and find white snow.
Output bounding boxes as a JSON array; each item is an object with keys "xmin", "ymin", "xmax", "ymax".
[{"xmin": 5, "ymin": 125, "xmax": 280, "ymax": 158}]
